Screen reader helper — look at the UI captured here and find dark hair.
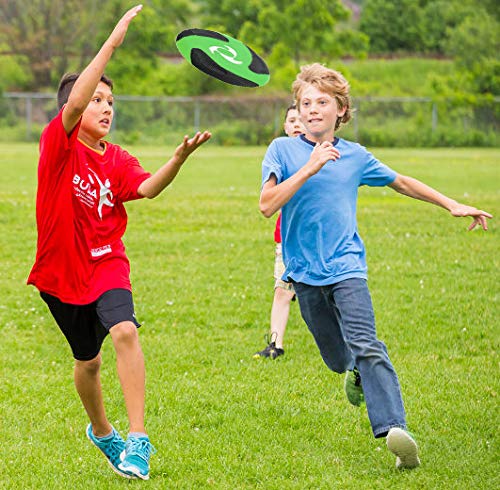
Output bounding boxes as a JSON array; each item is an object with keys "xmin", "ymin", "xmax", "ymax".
[
  {"xmin": 284, "ymin": 103, "xmax": 297, "ymax": 121},
  {"xmin": 57, "ymin": 72, "xmax": 114, "ymax": 110}
]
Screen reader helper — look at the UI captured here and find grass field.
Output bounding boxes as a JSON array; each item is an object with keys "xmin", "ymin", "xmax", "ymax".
[{"xmin": 0, "ymin": 143, "xmax": 498, "ymax": 489}]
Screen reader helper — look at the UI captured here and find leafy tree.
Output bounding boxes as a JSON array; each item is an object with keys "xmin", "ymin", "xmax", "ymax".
[
  {"xmin": 359, "ymin": 0, "xmax": 426, "ymax": 53},
  {"xmin": 0, "ymin": 0, "xmax": 103, "ymax": 89},
  {"xmin": 63, "ymin": 0, "xmax": 197, "ymax": 94},
  {"xmin": 360, "ymin": 0, "xmax": 500, "ymax": 55},
  {"xmin": 444, "ymin": 8, "xmax": 500, "ymax": 94},
  {"xmin": 200, "ymin": 0, "xmax": 261, "ymax": 37},
  {"xmin": 0, "ymin": 0, "xmax": 195, "ymax": 91},
  {"xmin": 200, "ymin": 0, "xmax": 367, "ymax": 64}
]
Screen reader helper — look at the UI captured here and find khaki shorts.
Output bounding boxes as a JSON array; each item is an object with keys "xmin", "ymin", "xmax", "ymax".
[{"xmin": 274, "ymin": 243, "xmax": 294, "ymax": 292}]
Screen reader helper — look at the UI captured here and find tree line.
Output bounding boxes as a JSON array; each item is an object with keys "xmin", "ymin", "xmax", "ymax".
[{"xmin": 0, "ymin": 0, "xmax": 498, "ymax": 96}]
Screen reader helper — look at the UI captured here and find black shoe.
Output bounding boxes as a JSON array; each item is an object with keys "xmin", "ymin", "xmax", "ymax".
[{"xmin": 253, "ymin": 334, "xmax": 284, "ymax": 359}]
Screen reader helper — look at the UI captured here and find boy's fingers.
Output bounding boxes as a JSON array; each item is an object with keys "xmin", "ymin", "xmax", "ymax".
[
  {"xmin": 467, "ymin": 215, "xmax": 488, "ymax": 231},
  {"xmin": 128, "ymin": 4, "xmax": 143, "ymax": 16}
]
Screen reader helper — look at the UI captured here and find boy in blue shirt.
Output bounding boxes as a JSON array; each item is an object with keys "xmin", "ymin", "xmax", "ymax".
[{"xmin": 260, "ymin": 63, "xmax": 492, "ymax": 468}]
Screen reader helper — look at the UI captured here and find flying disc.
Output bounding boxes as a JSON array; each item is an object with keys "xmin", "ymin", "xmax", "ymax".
[{"xmin": 175, "ymin": 28, "xmax": 270, "ymax": 88}]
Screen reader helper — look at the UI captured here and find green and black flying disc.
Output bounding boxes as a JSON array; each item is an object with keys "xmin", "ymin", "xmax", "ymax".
[{"xmin": 175, "ymin": 28, "xmax": 270, "ymax": 88}]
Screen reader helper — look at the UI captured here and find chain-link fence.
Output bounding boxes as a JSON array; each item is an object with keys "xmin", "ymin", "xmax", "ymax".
[{"xmin": 1, "ymin": 92, "xmax": 498, "ymax": 147}]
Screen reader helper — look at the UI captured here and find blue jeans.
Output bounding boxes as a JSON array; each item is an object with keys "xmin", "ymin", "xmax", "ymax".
[{"xmin": 293, "ymin": 278, "xmax": 407, "ymax": 438}]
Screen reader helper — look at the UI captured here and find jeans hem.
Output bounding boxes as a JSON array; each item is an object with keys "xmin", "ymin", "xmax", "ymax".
[{"xmin": 373, "ymin": 423, "xmax": 407, "ymax": 439}]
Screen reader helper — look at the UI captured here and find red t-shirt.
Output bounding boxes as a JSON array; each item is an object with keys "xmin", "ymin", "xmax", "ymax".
[
  {"xmin": 274, "ymin": 212, "xmax": 282, "ymax": 244},
  {"xmin": 27, "ymin": 109, "xmax": 151, "ymax": 304}
]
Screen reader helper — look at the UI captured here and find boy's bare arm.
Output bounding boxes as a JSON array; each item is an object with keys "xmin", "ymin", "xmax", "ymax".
[
  {"xmin": 259, "ymin": 172, "xmax": 310, "ymax": 218},
  {"xmin": 62, "ymin": 4, "xmax": 143, "ymax": 134},
  {"xmin": 138, "ymin": 131, "xmax": 211, "ymax": 199},
  {"xmin": 389, "ymin": 174, "xmax": 493, "ymax": 230}
]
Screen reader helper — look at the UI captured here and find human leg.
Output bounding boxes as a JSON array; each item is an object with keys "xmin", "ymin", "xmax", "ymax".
[
  {"xmin": 293, "ymin": 280, "xmax": 418, "ymax": 467},
  {"xmin": 109, "ymin": 321, "xmax": 146, "ymax": 434},
  {"xmin": 254, "ymin": 243, "xmax": 295, "ymax": 359},
  {"xmin": 74, "ymin": 354, "xmax": 112, "ymax": 436},
  {"xmin": 39, "ymin": 292, "xmax": 129, "ymax": 475},
  {"xmin": 269, "ymin": 286, "xmax": 295, "ymax": 348},
  {"xmin": 254, "ymin": 286, "xmax": 293, "ymax": 359},
  {"xmin": 110, "ymin": 321, "xmax": 155, "ymax": 480},
  {"xmin": 41, "ymin": 292, "xmax": 112, "ymax": 432},
  {"xmin": 293, "ymin": 282, "xmax": 354, "ymax": 373},
  {"xmin": 332, "ymin": 278, "xmax": 407, "ymax": 438},
  {"xmin": 96, "ymin": 289, "xmax": 155, "ymax": 478}
]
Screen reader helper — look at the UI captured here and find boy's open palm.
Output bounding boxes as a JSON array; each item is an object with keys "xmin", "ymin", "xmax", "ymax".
[
  {"xmin": 174, "ymin": 131, "xmax": 212, "ymax": 164},
  {"xmin": 108, "ymin": 4, "xmax": 143, "ymax": 48}
]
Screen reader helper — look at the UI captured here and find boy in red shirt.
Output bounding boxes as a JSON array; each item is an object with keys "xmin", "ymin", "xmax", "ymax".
[
  {"xmin": 27, "ymin": 5, "xmax": 210, "ymax": 480},
  {"xmin": 254, "ymin": 104, "xmax": 304, "ymax": 359}
]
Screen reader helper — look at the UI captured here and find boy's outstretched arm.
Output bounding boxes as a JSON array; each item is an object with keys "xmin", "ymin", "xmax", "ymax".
[
  {"xmin": 137, "ymin": 131, "xmax": 212, "ymax": 199},
  {"xmin": 389, "ymin": 174, "xmax": 493, "ymax": 230},
  {"xmin": 62, "ymin": 4, "xmax": 143, "ymax": 134}
]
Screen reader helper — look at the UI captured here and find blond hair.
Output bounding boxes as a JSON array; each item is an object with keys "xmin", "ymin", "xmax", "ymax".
[{"xmin": 292, "ymin": 63, "xmax": 352, "ymax": 130}]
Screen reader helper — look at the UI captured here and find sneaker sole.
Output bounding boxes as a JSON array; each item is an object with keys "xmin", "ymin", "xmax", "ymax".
[
  {"xmin": 118, "ymin": 457, "xmax": 150, "ymax": 481},
  {"xmin": 86, "ymin": 427, "xmax": 136, "ymax": 479},
  {"xmin": 386, "ymin": 428, "xmax": 420, "ymax": 469}
]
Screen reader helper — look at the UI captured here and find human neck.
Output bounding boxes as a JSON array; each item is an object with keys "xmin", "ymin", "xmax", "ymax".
[
  {"xmin": 78, "ymin": 131, "xmax": 104, "ymax": 151},
  {"xmin": 304, "ymin": 130, "xmax": 335, "ymax": 143}
]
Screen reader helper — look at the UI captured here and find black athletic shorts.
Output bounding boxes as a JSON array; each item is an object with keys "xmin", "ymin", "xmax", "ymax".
[{"xmin": 40, "ymin": 288, "xmax": 140, "ymax": 361}]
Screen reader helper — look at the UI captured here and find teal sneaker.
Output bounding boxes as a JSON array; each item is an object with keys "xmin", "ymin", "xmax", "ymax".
[
  {"xmin": 118, "ymin": 435, "xmax": 156, "ymax": 480},
  {"xmin": 86, "ymin": 424, "xmax": 132, "ymax": 478},
  {"xmin": 344, "ymin": 368, "xmax": 364, "ymax": 406},
  {"xmin": 386, "ymin": 427, "xmax": 420, "ymax": 469}
]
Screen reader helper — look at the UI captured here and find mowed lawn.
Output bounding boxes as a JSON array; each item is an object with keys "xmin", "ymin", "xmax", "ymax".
[{"xmin": 0, "ymin": 143, "xmax": 498, "ymax": 489}]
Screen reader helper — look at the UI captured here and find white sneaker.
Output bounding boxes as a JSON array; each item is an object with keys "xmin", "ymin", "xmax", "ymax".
[{"xmin": 386, "ymin": 427, "xmax": 420, "ymax": 469}]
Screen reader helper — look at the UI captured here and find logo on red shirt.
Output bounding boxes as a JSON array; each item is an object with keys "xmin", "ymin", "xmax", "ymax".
[{"xmin": 72, "ymin": 168, "xmax": 115, "ymax": 218}]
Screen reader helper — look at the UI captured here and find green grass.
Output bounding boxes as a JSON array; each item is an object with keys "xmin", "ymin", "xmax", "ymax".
[{"xmin": 0, "ymin": 143, "xmax": 498, "ymax": 489}]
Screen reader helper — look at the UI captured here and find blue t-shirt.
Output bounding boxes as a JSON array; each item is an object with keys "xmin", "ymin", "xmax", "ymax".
[{"xmin": 261, "ymin": 135, "xmax": 397, "ymax": 286}]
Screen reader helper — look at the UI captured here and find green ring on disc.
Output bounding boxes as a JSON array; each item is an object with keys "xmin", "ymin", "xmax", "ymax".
[{"xmin": 176, "ymin": 28, "xmax": 270, "ymax": 88}]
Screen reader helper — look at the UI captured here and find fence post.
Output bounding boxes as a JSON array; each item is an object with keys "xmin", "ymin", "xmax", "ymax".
[
  {"xmin": 26, "ymin": 96, "xmax": 32, "ymax": 140},
  {"xmin": 432, "ymin": 102, "xmax": 438, "ymax": 132}
]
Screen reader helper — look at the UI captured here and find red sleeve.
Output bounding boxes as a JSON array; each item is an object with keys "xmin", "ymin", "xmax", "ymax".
[
  {"xmin": 39, "ymin": 107, "xmax": 81, "ymax": 179},
  {"xmin": 114, "ymin": 147, "xmax": 151, "ymax": 202}
]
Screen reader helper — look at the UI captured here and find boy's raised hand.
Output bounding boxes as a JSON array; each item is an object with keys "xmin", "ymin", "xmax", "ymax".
[
  {"xmin": 307, "ymin": 141, "xmax": 341, "ymax": 175},
  {"xmin": 107, "ymin": 4, "xmax": 143, "ymax": 49},
  {"xmin": 449, "ymin": 203, "xmax": 493, "ymax": 231},
  {"xmin": 173, "ymin": 131, "xmax": 212, "ymax": 164}
]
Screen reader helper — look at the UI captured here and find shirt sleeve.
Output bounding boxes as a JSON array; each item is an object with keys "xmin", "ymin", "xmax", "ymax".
[
  {"xmin": 359, "ymin": 148, "xmax": 397, "ymax": 187},
  {"xmin": 261, "ymin": 139, "xmax": 284, "ymax": 187},
  {"xmin": 39, "ymin": 107, "xmax": 81, "ymax": 178},
  {"xmin": 116, "ymin": 148, "xmax": 152, "ymax": 202}
]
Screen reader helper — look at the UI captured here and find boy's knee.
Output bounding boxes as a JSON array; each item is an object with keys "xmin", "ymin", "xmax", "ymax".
[
  {"xmin": 324, "ymin": 355, "xmax": 352, "ymax": 374},
  {"xmin": 351, "ymin": 340, "xmax": 389, "ymax": 366},
  {"xmin": 275, "ymin": 287, "xmax": 291, "ymax": 302},
  {"xmin": 75, "ymin": 354, "xmax": 102, "ymax": 374},
  {"xmin": 110, "ymin": 321, "xmax": 139, "ymax": 345}
]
